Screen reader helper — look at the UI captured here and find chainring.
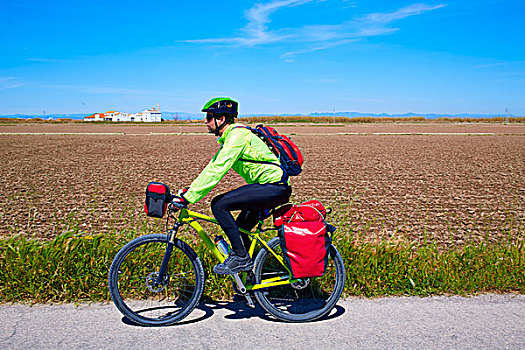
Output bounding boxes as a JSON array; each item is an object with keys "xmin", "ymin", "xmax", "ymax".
[{"xmin": 291, "ymin": 278, "xmax": 310, "ymax": 290}]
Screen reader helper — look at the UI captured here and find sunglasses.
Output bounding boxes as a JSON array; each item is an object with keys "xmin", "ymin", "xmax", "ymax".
[{"xmin": 206, "ymin": 114, "xmax": 217, "ymax": 122}]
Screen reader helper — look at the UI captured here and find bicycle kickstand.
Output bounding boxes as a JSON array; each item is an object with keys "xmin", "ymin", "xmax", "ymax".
[{"xmin": 233, "ymin": 273, "xmax": 255, "ymax": 308}]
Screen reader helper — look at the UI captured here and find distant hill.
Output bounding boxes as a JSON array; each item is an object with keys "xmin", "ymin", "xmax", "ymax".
[
  {"xmin": 307, "ymin": 112, "xmax": 512, "ymax": 118},
  {"xmin": 150, "ymin": 111, "xmax": 516, "ymax": 119},
  {"xmin": 1, "ymin": 113, "xmax": 93, "ymax": 120},
  {"xmin": 161, "ymin": 112, "xmax": 202, "ymax": 120},
  {"xmin": 0, "ymin": 111, "xmax": 515, "ymax": 120}
]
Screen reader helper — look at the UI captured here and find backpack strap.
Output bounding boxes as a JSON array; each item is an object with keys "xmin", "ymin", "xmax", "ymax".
[{"xmin": 237, "ymin": 158, "xmax": 289, "ymax": 184}]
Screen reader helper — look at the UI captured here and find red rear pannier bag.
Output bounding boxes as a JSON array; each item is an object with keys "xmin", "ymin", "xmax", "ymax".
[
  {"xmin": 273, "ymin": 200, "xmax": 327, "ymax": 226},
  {"xmin": 274, "ymin": 200, "xmax": 332, "ymax": 279},
  {"xmin": 279, "ymin": 221, "xmax": 330, "ymax": 279},
  {"xmin": 144, "ymin": 182, "xmax": 171, "ymax": 218}
]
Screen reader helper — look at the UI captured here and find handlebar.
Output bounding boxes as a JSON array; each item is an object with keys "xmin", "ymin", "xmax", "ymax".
[{"xmin": 168, "ymin": 195, "xmax": 188, "ymax": 213}]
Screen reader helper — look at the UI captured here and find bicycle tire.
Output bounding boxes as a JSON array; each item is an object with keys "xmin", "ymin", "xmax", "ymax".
[
  {"xmin": 253, "ymin": 237, "xmax": 345, "ymax": 322},
  {"xmin": 108, "ymin": 234, "xmax": 205, "ymax": 326}
]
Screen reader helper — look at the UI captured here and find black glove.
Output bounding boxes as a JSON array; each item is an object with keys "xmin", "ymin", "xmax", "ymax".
[{"xmin": 170, "ymin": 195, "xmax": 189, "ymax": 209}]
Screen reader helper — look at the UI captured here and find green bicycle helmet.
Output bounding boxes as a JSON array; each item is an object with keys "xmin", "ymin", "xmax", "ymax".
[{"xmin": 202, "ymin": 97, "xmax": 238, "ymax": 121}]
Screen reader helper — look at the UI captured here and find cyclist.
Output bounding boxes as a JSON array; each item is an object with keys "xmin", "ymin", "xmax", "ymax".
[{"xmin": 171, "ymin": 97, "xmax": 292, "ymax": 275}]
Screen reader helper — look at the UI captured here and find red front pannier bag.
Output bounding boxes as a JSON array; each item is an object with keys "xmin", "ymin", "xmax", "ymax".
[
  {"xmin": 274, "ymin": 200, "xmax": 333, "ymax": 279},
  {"xmin": 144, "ymin": 182, "xmax": 171, "ymax": 218}
]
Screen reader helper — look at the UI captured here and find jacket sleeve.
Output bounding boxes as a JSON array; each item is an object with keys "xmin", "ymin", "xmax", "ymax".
[{"xmin": 183, "ymin": 131, "xmax": 248, "ymax": 203}]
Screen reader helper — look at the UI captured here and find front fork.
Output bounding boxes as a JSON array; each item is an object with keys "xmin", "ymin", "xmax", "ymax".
[{"xmin": 154, "ymin": 222, "xmax": 181, "ymax": 286}]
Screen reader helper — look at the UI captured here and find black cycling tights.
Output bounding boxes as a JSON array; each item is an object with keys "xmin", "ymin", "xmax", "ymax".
[{"xmin": 211, "ymin": 183, "xmax": 292, "ymax": 256}]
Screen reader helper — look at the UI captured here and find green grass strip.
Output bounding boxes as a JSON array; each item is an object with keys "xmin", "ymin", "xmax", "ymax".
[
  {"xmin": 337, "ymin": 238, "xmax": 525, "ymax": 296},
  {"xmin": 0, "ymin": 232, "xmax": 523, "ymax": 303}
]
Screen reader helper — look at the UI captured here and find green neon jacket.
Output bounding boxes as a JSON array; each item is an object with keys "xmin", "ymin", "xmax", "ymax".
[{"xmin": 184, "ymin": 123, "xmax": 287, "ymax": 204}]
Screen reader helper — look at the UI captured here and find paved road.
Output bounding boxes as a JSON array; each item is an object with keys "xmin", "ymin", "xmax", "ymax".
[{"xmin": 1, "ymin": 295, "xmax": 524, "ymax": 349}]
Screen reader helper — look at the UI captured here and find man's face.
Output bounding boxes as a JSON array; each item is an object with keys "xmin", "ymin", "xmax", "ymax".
[
  {"xmin": 205, "ymin": 113, "xmax": 228, "ymax": 134},
  {"xmin": 204, "ymin": 113, "xmax": 217, "ymax": 134}
]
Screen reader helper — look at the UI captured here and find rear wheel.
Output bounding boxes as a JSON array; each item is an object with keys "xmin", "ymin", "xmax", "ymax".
[
  {"xmin": 253, "ymin": 237, "xmax": 345, "ymax": 322},
  {"xmin": 108, "ymin": 234, "xmax": 205, "ymax": 326}
]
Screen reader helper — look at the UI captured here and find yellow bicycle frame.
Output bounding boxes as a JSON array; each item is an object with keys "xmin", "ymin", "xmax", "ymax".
[{"xmin": 175, "ymin": 208, "xmax": 299, "ymax": 290}]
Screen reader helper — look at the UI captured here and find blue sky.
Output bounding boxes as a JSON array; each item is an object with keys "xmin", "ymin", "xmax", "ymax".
[{"xmin": 1, "ymin": 0, "xmax": 524, "ymax": 115}]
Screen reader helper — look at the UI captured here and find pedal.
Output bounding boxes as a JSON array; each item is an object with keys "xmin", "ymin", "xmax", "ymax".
[
  {"xmin": 244, "ymin": 293, "xmax": 255, "ymax": 308},
  {"xmin": 232, "ymin": 273, "xmax": 255, "ymax": 307},
  {"xmin": 233, "ymin": 273, "xmax": 247, "ymax": 294}
]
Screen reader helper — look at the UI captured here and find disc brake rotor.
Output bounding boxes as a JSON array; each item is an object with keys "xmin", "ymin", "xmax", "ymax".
[{"xmin": 146, "ymin": 272, "xmax": 170, "ymax": 293}]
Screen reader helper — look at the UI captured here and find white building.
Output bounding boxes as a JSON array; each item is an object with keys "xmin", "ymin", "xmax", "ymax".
[
  {"xmin": 84, "ymin": 107, "xmax": 162, "ymax": 122},
  {"xmin": 83, "ymin": 113, "xmax": 105, "ymax": 121},
  {"xmin": 129, "ymin": 107, "xmax": 162, "ymax": 122},
  {"xmin": 107, "ymin": 111, "xmax": 130, "ymax": 122}
]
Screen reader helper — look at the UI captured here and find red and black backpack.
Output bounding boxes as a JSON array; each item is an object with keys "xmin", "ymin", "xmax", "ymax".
[{"xmin": 236, "ymin": 124, "xmax": 304, "ymax": 181}]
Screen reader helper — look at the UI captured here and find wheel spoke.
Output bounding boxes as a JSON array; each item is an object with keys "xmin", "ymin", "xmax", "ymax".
[
  {"xmin": 253, "ymin": 237, "xmax": 345, "ymax": 322},
  {"xmin": 108, "ymin": 235, "xmax": 204, "ymax": 326}
]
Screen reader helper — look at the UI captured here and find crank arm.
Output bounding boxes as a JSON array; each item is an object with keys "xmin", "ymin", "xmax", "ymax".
[{"xmin": 232, "ymin": 274, "xmax": 255, "ymax": 308}]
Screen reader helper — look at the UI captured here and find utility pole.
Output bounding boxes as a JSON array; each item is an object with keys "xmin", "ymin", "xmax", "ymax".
[
  {"xmin": 505, "ymin": 107, "xmax": 510, "ymax": 123},
  {"xmin": 333, "ymin": 108, "xmax": 336, "ymax": 124}
]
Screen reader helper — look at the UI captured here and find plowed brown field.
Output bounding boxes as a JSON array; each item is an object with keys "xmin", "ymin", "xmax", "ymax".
[{"xmin": 1, "ymin": 123, "xmax": 524, "ymax": 246}]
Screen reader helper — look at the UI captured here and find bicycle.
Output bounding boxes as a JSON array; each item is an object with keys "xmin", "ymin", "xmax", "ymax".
[{"xmin": 108, "ymin": 201, "xmax": 345, "ymax": 326}]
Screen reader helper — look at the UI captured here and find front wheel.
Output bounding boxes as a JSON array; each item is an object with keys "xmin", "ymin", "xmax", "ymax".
[
  {"xmin": 253, "ymin": 237, "xmax": 345, "ymax": 322},
  {"xmin": 108, "ymin": 234, "xmax": 205, "ymax": 326}
]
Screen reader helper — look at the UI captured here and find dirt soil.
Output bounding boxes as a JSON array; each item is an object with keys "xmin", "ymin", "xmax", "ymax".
[
  {"xmin": 2, "ymin": 122, "xmax": 525, "ymax": 135},
  {"xmin": 1, "ymin": 123, "xmax": 524, "ymax": 246}
]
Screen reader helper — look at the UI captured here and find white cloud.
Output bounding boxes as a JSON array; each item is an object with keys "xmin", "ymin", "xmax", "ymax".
[
  {"xmin": 26, "ymin": 58, "xmax": 66, "ymax": 63},
  {"xmin": 241, "ymin": 0, "xmax": 313, "ymax": 45},
  {"xmin": 38, "ymin": 84, "xmax": 159, "ymax": 95},
  {"xmin": 183, "ymin": 1, "xmax": 447, "ymax": 59},
  {"xmin": 0, "ymin": 77, "xmax": 162, "ymax": 95},
  {"xmin": 0, "ymin": 77, "xmax": 26, "ymax": 90},
  {"xmin": 281, "ymin": 38, "xmax": 358, "ymax": 61},
  {"xmin": 474, "ymin": 60, "xmax": 525, "ymax": 69},
  {"xmin": 183, "ymin": 0, "xmax": 314, "ymax": 46},
  {"xmin": 364, "ymin": 3, "xmax": 447, "ymax": 24}
]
